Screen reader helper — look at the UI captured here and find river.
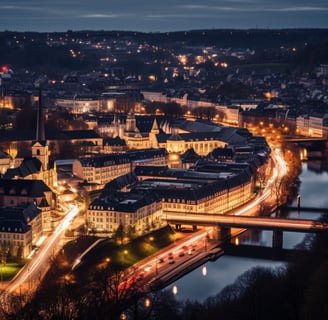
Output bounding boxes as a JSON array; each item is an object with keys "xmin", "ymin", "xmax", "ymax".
[{"xmin": 168, "ymin": 159, "xmax": 328, "ymax": 302}]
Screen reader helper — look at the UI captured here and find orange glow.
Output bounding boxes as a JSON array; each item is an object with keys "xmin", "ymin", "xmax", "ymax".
[
  {"xmin": 264, "ymin": 92, "xmax": 272, "ymax": 100},
  {"xmin": 179, "ymin": 55, "xmax": 188, "ymax": 65},
  {"xmin": 145, "ymin": 298, "xmax": 151, "ymax": 307}
]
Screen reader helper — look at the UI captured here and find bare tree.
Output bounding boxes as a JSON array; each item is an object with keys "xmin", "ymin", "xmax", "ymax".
[{"xmin": 272, "ymin": 176, "xmax": 288, "ymax": 216}]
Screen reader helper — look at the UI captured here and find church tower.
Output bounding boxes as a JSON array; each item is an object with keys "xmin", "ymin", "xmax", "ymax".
[
  {"xmin": 32, "ymin": 88, "xmax": 49, "ymax": 171},
  {"xmin": 125, "ymin": 111, "xmax": 137, "ymax": 133},
  {"xmin": 149, "ymin": 118, "xmax": 160, "ymax": 148}
]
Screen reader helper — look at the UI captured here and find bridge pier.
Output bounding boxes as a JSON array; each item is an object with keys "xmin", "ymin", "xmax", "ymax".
[
  {"xmin": 216, "ymin": 226, "xmax": 231, "ymax": 241},
  {"xmin": 193, "ymin": 225, "xmax": 197, "ymax": 231},
  {"xmin": 175, "ymin": 224, "xmax": 181, "ymax": 231},
  {"xmin": 272, "ymin": 230, "xmax": 283, "ymax": 249}
]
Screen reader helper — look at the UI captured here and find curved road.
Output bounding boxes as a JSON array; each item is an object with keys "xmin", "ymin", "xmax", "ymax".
[{"xmin": 5, "ymin": 204, "xmax": 80, "ymax": 294}]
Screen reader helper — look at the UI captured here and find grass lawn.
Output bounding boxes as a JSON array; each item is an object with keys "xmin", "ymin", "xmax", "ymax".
[
  {"xmin": 1, "ymin": 259, "xmax": 28, "ymax": 281},
  {"xmin": 71, "ymin": 225, "xmax": 176, "ymax": 281}
]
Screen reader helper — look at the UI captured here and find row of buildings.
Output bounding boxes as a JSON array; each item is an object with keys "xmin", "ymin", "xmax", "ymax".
[
  {"xmin": 0, "ymin": 98, "xmax": 58, "ymax": 258},
  {"xmin": 85, "ymin": 120, "xmax": 270, "ymax": 235},
  {"xmin": 0, "ymin": 102, "xmax": 270, "ymax": 256},
  {"xmin": 296, "ymin": 113, "xmax": 328, "ymax": 138},
  {"xmin": 86, "ymin": 152, "xmax": 268, "ymax": 236}
]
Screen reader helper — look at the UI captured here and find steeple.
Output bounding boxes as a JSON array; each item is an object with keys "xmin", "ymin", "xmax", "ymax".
[
  {"xmin": 33, "ymin": 87, "xmax": 49, "ymax": 171},
  {"xmin": 36, "ymin": 88, "xmax": 45, "ymax": 142}
]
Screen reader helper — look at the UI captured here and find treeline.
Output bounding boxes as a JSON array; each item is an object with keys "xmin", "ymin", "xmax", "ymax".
[
  {"xmin": 1, "ymin": 29, "xmax": 328, "ymax": 74},
  {"xmin": 2, "ymin": 29, "xmax": 328, "ymax": 49}
]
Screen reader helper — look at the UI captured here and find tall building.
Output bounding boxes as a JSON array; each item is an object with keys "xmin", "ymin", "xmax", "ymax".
[{"xmin": 3, "ymin": 90, "xmax": 57, "ymax": 188}]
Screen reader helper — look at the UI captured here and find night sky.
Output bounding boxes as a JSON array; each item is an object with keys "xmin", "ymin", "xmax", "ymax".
[{"xmin": 1, "ymin": 0, "xmax": 328, "ymax": 32}]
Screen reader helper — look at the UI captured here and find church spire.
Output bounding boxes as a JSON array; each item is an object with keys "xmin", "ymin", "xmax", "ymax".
[{"xmin": 36, "ymin": 88, "xmax": 45, "ymax": 141}]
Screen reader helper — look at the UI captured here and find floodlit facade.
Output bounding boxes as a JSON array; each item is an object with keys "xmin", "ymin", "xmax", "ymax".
[
  {"xmin": 73, "ymin": 149, "xmax": 168, "ymax": 185},
  {"xmin": 87, "ymin": 191, "xmax": 162, "ymax": 236},
  {"xmin": 0, "ymin": 219, "xmax": 32, "ymax": 258}
]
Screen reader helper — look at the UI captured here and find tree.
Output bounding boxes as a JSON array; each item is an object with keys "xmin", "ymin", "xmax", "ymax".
[
  {"xmin": 114, "ymin": 224, "xmax": 125, "ymax": 244},
  {"xmin": 162, "ymin": 102, "xmax": 182, "ymax": 117},
  {"xmin": 272, "ymin": 176, "xmax": 289, "ymax": 215},
  {"xmin": 255, "ymin": 165, "xmax": 267, "ymax": 192}
]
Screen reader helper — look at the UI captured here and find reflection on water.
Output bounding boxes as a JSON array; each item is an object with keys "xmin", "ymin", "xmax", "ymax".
[
  {"xmin": 170, "ymin": 160, "xmax": 328, "ymax": 302},
  {"xmin": 171, "ymin": 257, "xmax": 284, "ymax": 302}
]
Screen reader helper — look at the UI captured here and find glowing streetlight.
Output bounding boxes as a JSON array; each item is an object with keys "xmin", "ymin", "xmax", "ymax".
[
  {"xmin": 145, "ymin": 298, "xmax": 151, "ymax": 308},
  {"xmin": 123, "ymin": 250, "xmax": 128, "ymax": 266},
  {"xmin": 172, "ymin": 285, "xmax": 178, "ymax": 295},
  {"xmin": 235, "ymin": 237, "xmax": 240, "ymax": 246},
  {"xmin": 202, "ymin": 266, "xmax": 207, "ymax": 277}
]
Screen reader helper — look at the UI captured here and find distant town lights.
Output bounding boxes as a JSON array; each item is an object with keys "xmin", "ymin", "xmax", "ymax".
[{"xmin": 179, "ymin": 55, "xmax": 188, "ymax": 65}]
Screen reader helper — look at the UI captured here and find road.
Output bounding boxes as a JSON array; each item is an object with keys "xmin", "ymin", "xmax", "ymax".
[
  {"xmin": 5, "ymin": 204, "xmax": 80, "ymax": 294},
  {"xmin": 121, "ymin": 228, "xmax": 221, "ymax": 292}
]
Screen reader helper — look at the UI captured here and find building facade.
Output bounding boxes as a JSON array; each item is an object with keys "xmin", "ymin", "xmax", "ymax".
[
  {"xmin": 87, "ymin": 191, "xmax": 162, "ymax": 236},
  {"xmin": 73, "ymin": 148, "xmax": 168, "ymax": 185}
]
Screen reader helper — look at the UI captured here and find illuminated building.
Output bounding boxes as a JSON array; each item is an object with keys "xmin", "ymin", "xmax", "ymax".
[
  {"xmin": 133, "ymin": 162, "xmax": 257, "ymax": 217},
  {"xmin": 0, "ymin": 218, "xmax": 32, "ymax": 258},
  {"xmin": 73, "ymin": 148, "xmax": 168, "ymax": 186},
  {"xmin": 0, "ymin": 203, "xmax": 43, "ymax": 257},
  {"xmin": 3, "ymin": 90, "xmax": 57, "ymax": 189},
  {"xmin": 87, "ymin": 190, "xmax": 162, "ymax": 236}
]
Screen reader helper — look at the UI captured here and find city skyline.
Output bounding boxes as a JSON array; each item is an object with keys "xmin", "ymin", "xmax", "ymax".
[{"xmin": 1, "ymin": 0, "xmax": 328, "ymax": 33}]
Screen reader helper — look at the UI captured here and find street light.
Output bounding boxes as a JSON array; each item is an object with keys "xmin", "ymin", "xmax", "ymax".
[
  {"xmin": 145, "ymin": 297, "xmax": 151, "ymax": 308},
  {"xmin": 172, "ymin": 285, "xmax": 178, "ymax": 295},
  {"xmin": 123, "ymin": 250, "xmax": 128, "ymax": 266}
]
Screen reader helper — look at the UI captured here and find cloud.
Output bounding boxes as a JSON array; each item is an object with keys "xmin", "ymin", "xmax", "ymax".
[
  {"xmin": 81, "ymin": 13, "xmax": 134, "ymax": 18},
  {"xmin": 180, "ymin": 4, "xmax": 328, "ymax": 12},
  {"xmin": 277, "ymin": 7, "xmax": 328, "ymax": 12},
  {"xmin": 146, "ymin": 13, "xmax": 214, "ymax": 19}
]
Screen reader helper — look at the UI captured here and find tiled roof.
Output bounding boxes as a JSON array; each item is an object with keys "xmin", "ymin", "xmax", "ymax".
[
  {"xmin": 156, "ymin": 129, "xmax": 247, "ymax": 146},
  {"xmin": 103, "ymin": 137, "xmax": 127, "ymax": 146},
  {"xmin": 102, "ymin": 172, "xmax": 138, "ymax": 194},
  {"xmin": 0, "ymin": 179, "xmax": 52, "ymax": 197},
  {"xmin": 0, "ymin": 203, "xmax": 41, "ymax": 225},
  {"xmin": 0, "ymin": 129, "xmax": 101, "ymax": 141},
  {"xmin": 90, "ymin": 190, "xmax": 160, "ymax": 213},
  {"xmin": 0, "ymin": 218, "xmax": 31, "ymax": 233},
  {"xmin": 3, "ymin": 157, "xmax": 42, "ymax": 179}
]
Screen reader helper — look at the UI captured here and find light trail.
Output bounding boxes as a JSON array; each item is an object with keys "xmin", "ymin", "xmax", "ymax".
[{"xmin": 7, "ymin": 205, "xmax": 79, "ymax": 293}]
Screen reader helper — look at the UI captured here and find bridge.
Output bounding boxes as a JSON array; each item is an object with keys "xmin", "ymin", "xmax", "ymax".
[
  {"xmin": 284, "ymin": 137, "xmax": 328, "ymax": 153},
  {"xmin": 167, "ymin": 212, "xmax": 328, "ymax": 248},
  {"xmin": 284, "ymin": 137, "xmax": 328, "ymax": 143},
  {"xmin": 166, "ymin": 212, "xmax": 328, "ymax": 233}
]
